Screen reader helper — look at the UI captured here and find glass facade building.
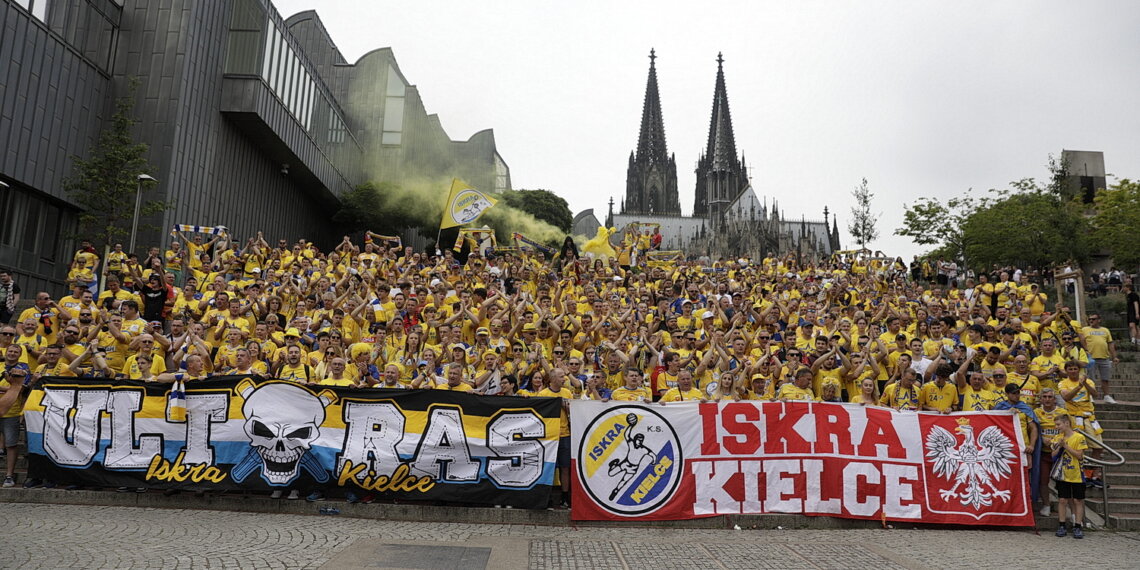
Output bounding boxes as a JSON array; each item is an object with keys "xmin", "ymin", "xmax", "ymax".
[{"xmin": 0, "ymin": 0, "xmax": 510, "ymax": 300}]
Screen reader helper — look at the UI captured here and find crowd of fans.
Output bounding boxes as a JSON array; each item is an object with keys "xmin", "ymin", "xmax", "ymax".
[{"xmin": 0, "ymin": 228, "xmax": 1135, "ymax": 525}]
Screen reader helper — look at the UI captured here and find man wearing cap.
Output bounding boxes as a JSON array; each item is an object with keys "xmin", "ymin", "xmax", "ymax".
[
  {"xmin": 996, "ymin": 383, "xmax": 1040, "ymax": 455},
  {"xmin": 0, "ymin": 362, "xmax": 30, "ymax": 487}
]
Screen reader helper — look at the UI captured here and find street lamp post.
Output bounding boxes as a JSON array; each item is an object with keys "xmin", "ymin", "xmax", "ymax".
[{"xmin": 130, "ymin": 174, "xmax": 156, "ymax": 254}]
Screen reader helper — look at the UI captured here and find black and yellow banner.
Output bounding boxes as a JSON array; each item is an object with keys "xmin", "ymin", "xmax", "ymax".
[{"xmin": 24, "ymin": 376, "xmax": 561, "ymax": 508}]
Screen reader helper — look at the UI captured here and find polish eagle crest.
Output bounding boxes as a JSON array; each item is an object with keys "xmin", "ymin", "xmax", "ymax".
[{"xmin": 925, "ymin": 417, "xmax": 1016, "ymax": 509}]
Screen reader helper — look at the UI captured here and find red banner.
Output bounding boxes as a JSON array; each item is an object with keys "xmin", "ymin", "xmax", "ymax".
[{"xmin": 570, "ymin": 401, "xmax": 1032, "ymax": 526}]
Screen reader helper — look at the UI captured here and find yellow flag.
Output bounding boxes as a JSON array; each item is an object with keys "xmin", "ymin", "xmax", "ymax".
[{"xmin": 440, "ymin": 179, "xmax": 497, "ymax": 229}]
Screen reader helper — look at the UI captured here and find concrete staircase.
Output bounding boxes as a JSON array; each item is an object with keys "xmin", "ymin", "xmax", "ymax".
[{"xmin": 1081, "ymin": 352, "xmax": 1140, "ymax": 530}]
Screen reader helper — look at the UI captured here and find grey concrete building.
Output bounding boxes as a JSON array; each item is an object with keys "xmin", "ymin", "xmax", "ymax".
[{"xmin": 0, "ymin": 0, "xmax": 509, "ymax": 295}]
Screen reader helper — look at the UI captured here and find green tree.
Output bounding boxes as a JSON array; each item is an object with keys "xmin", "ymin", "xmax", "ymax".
[
  {"xmin": 895, "ymin": 194, "xmax": 977, "ymax": 263},
  {"xmin": 63, "ymin": 78, "xmax": 163, "ymax": 250},
  {"xmin": 960, "ymin": 186, "xmax": 1088, "ymax": 271},
  {"xmin": 1090, "ymin": 179, "xmax": 1140, "ymax": 270},
  {"xmin": 895, "ymin": 155, "xmax": 1090, "ymax": 272},
  {"xmin": 332, "ymin": 181, "xmax": 408, "ymax": 233},
  {"xmin": 500, "ymin": 189, "xmax": 572, "ymax": 233},
  {"xmin": 847, "ymin": 178, "xmax": 879, "ymax": 249}
]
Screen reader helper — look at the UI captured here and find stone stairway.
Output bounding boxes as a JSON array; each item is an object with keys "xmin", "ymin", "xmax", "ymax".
[{"xmin": 1081, "ymin": 353, "xmax": 1140, "ymax": 530}]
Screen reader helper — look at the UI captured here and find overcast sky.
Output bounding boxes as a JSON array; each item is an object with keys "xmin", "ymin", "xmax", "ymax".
[{"xmin": 274, "ymin": 0, "xmax": 1140, "ymax": 258}]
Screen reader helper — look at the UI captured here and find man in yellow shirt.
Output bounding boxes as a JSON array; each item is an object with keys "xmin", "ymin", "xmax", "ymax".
[
  {"xmin": 958, "ymin": 369, "xmax": 1000, "ymax": 411},
  {"xmin": 881, "ymin": 368, "xmax": 920, "ymax": 410},
  {"xmin": 535, "ymin": 367, "xmax": 573, "ymax": 508},
  {"xmin": 920, "ymin": 363, "xmax": 958, "ymax": 413},
  {"xmin": 777, "ymin": 368, "xmax": 815, "ymax": 402},
  {"xmin": 1030, "ymin": 339, "xmax": 1066, "ymax": 392},
  {"xmin": 435, "ymin": 362, "xmax": 473, "ymax": 392},
  {"xmin": 0, "ymin": 363, "xmax": 31, "ymax": 487},
  {"xmin": 610, "ymin": 368, "xmax": 651, "ymax": 401},
  {"xmin": 18, "ymin": 292, "xmax": 65, "ymax": 345},
  {"xmin": 659, "ymin": 369, "xmax": 704, "ymax": 402},
  {"xmin": 1080, "ymin": 313, "xmax": 1118, "ymax": 404}
]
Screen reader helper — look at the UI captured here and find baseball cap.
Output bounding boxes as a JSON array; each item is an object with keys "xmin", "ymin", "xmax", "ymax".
[{"xmin": 284, "ymin": 328, "xmax": 301, "ymax": 338}]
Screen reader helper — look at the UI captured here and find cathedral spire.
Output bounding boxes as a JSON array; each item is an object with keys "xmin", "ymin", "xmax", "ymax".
[
  {"xmin": 623, "ymin": 49, "xmax": 680, "ymax": 215},
  {"xmin": 694, "ymin": 52, "xmax": 745, "ymax": 218},
  {"xmin": 706, "ymin": 52, "xmax": 738, "ymax": 172},
  {"xmin": 636, "ymin": 48, "xmax": 668, "ymax": 162}
]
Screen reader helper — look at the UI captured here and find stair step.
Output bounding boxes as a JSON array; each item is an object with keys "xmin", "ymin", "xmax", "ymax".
[
  {"xmin": 1100, "ymin": 472, "xmax": 1140, "ymax": 486},
  {"xmin": 1108, "ymin": 513, "xmax": 1140, "ymax": 531},
  {"xmin": 1098, "ymin": 419, "xmax": 1140, "ymax": 430},
  {"xmin": 1101, "ymin": 484, "xmax": 1140, "ymax": 499},
  {"xmin": 1099, "ymin": 438, "xmax": 1140, "ymax": 450},
  {"xmin": 1086, "ymin": 496, "xmax": 1140, "ymax": 514}
]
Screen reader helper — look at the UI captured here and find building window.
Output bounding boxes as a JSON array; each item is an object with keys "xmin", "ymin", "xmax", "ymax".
[
  {"xmin": 382, "ymin": 65, "xmax": 406, "ymax": 145},
  {"xmin": 224, "ymin": 0, "xmax": 265, "ymax": 75},
  {"xmin": 14, "ymin": 0, "xmax": 48, "ymax": 22}
]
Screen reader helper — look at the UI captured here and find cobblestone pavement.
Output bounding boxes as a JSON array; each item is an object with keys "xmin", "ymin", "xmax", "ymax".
[{"xmin": 3, "ymin": 503, "xmax": 1139, "ymax": 569}]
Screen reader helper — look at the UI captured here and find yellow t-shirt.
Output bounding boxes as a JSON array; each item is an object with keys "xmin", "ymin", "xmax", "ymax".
[
  {"xmin": 1035, "ymin": 407, "xmax": 1067, "ymax": 440},
  {"xmin": 1052, "ymin": 432, "xmax": 1087, "ymax": 483},
  {"xmin": 660, "ymin": 387, "xmax": 704, "ymax": 402},
  {"xmin": 1080, "ymin": 326, "xmax": 1113, "ymax": 360},
  {"xmin": 536, "ymin": 387, "xmax": 573, "ymax": 437},
  {"xmin": 435, "ymin": 382, "xmax": 474, "ymax": 392},
  {"xmin": 776, "ymin": 383, "xmax": 814, "ymax": 402},
  {"xmin": 279, "ymin": 363, "xmax": 314, "ymax": 383},
  {"xmin": 919, "ymin": 382, "xmax": 958, "ymax": 412},
  {"xmin": 0, "ymin": 365, "xmax": 29, "ymax": 418},
  {"xmin": 881, "ymin": 383, "xmax": 920, "ymax": 410},
  {"xmin": 961, "ymin": 386, "xmax": 1000, "ymax": 411},
  {"xmin": 1006, "ymin": 373, "xmax": 1040, "ymax": 406},
  {"xmin": 124, "ymin": 354, "xmax": 166, "ymax": 379},
  {"xmin": 610, "ymin": 386, "xmax": 651, "ymax": 401},
  {"xmin": 1058, "ymin": 378, "xmax": 1094, "ymax": 416}
]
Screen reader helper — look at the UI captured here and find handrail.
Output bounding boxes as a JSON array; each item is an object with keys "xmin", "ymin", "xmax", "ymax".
[
  {"xmin": 1070, "ymin": 427, "xmax": 1125, "ymax": 528},
  {"xmin": 1076, "ymin": 428, "xmax": 1127, "ymax": 467}
]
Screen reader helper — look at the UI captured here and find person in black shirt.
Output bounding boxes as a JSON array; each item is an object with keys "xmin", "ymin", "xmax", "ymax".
[
  {"xmin": 139, "ymin": 274, "xmax": 169, "ymax": 324},
  {"xmin": 1125, "ymin": 283, "xmax": 1139, "ymax": 346}
]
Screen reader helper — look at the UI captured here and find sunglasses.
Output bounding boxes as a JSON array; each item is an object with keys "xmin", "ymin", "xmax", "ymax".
[{"xmin": 0, "ymin": 332, "xmax": 14, "ymax": 336}]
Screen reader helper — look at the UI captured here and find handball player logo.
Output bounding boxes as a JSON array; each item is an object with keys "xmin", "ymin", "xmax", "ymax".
[
  {"xmin": 450, "ymin": 189, "xmax": 493, "ymax": 225},
  {"xmin": 577, "ymin": 406, "xmax": 681, "ymax": 516}
]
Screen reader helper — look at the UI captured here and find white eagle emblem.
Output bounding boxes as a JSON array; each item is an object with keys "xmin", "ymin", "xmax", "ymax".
[{"xmin": 925, "ymin": 418, "xmax": 1016, "ymax": 509}]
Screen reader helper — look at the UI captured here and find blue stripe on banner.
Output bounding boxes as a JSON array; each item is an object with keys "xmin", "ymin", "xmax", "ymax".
[{"xmin": 25, "ymin": 433, "xmax": 557, "ymax": 487}]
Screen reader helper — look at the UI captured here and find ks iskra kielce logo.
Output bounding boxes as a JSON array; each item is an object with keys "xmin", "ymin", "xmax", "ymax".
[{"xmin": 577, "ymin": 406, "xmax": 681, "ymax": 515}]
